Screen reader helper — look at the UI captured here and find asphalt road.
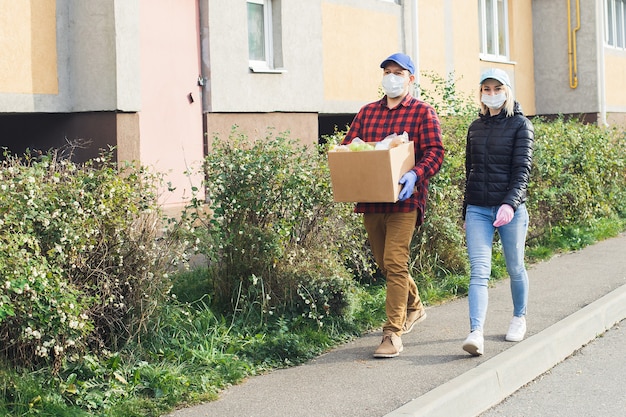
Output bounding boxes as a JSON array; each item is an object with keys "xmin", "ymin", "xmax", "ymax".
[{"xmin": 480, "ymin": 319, "xmax": 626, "ymax": 417}]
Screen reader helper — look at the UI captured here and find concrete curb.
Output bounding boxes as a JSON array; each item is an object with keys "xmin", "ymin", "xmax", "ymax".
[{"xmin": 384, "ymin": 283, "xmax": 626, "ymax": 417}]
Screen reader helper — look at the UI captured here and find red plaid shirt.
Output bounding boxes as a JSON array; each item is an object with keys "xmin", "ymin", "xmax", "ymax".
[{"xmin": 341, "ymin": 94, "xmax": 444, "ymax": 225}]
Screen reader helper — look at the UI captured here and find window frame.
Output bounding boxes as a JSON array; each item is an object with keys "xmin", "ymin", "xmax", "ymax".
[
  {"xmin": 478, "ymin": 0, "xmax": 510, "ymax": 62},
  {"xmin": 247, "ymin": 0, "xmax": 277, "ymax": 72},
  {"xmin": 606, "ymin": 0, "xmax": 626, "ymax": 49}
]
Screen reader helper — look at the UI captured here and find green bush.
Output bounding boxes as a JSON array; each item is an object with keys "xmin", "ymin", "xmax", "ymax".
[
  {"xmin": 412, "ymin": 74, "xmax": 626, "ymax": 291},
  {"xmin": 527, "ymin": 117, "xmax": 626, "ymax": 240},
  {"xmin": 0, "ymin": 149, "xmax": 185, "ymax": 370},
  {"xmin": 179, "ymin": 128, "xmax": 372, "ymax": 324},
  {"xmin": 410, "ymin": 114, "xmax": 473, "ymax": 279},
  {"xmin": 1, "ymin": 72, "xmax": 625, "ymax": 417}
]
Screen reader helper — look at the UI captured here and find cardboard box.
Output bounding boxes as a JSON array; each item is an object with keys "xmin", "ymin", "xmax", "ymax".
[{"xmin": 327, "ymin": 141, "xmax": 415, "ymax": 203}]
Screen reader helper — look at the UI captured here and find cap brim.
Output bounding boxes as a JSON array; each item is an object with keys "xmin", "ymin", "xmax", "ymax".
[
  {"xmin": 380, "ymin": 59, "xmax": 413, "ymax": 73},
  {"xmin": 480, "ymin": 76, "xmax": 507, "ymax": 86}
]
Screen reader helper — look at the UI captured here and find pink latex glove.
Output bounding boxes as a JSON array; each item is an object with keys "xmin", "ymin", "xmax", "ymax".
[{"xmin": 493, "ymin": 204, "xmax": 514, "ymax": 227}]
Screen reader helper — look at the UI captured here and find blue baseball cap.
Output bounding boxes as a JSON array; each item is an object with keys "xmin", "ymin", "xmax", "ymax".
[
  {"xmin": 479, "ymin": 68, "xmax": 511, "ymax": 87},
  {"xmin": 380, "ymin": 53, "xmax": 415, "ymax": 74}
]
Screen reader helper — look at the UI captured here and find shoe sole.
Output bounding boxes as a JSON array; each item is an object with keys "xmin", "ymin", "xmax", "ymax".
[
  {"xmin": 403, "ymin": 312, "xmax": 427, "ymax": 334},
  {"xmin": 462, "ymin": 342, "xmax": 483, "ymax": 356},
  {"xmin": 373, "ymin": 345, "xmax": 403, "ymax": 358}
]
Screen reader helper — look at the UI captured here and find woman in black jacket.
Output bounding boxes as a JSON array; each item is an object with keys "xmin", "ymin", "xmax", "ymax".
[{"xmin": 461, "ymin": 68, "xmax": 534, "ymax": 356}]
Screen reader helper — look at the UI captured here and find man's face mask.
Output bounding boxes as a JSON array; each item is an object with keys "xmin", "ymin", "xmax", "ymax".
[{"xmin": 382, "ymin": 74, "xmax": 407, "ymax": 98}]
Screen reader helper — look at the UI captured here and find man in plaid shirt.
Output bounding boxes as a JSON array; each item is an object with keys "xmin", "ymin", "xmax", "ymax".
[{"xmin": 341, "ymin": 52, "xmax": 444, "ymax": 358}]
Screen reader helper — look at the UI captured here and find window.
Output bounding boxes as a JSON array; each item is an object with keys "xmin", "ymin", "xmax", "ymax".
[
  {"xmin": 247, "ymin": 0, "xmax": 284, "ymax": 72},
  {"xmin": 478, "ymin": 0, "xmax": 509, "ymax": 61},
  {"xmin": 606, "ymin": 0, "xmax": 626, "ymax": 48}
]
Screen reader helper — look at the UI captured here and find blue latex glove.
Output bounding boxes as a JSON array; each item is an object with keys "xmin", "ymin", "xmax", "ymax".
[{"xmin": 398, "ymin": 171, "xmax": 417, "ymax": 201}]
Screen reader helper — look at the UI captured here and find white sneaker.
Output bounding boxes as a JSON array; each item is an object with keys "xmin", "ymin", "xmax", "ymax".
[
  {"xmin": 462, "ymin": 330, "xmax": 484, "ymax": 356},
  {"xmin": 505, "ymin": 316, "xmax": 527, "ymax": 342}
]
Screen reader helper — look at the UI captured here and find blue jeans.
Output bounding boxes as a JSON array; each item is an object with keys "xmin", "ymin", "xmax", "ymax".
[{"xmin": 465, "ymin": 204, "xmax": 529, "ymax": 332}]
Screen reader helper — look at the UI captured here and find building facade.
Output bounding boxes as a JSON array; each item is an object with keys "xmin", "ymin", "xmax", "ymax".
[{"xmin": 1, "ymin": 0, "xmax": 624, "ymax": 210}]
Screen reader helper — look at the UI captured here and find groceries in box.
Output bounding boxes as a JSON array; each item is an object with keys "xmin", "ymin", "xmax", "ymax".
[{"xmin": 327, "ymin": 132, "xmax": 415, "ymax": 203}]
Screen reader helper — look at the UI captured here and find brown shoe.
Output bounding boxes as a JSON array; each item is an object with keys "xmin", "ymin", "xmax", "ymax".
[
  {"xmin": 403, "ymin": 306, "xmax": 427, "ymax": 334},
  {"xmin": 373, "ymin": 332, "xmax": 403, "ymax": 358}
]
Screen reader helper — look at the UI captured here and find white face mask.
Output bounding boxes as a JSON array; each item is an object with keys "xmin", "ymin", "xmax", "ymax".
[
  {"xmin": 382, "ymin": 74, "xmax": 407, "ymax": 98},
  {"xmin": 481, "ymin": 93, "xmax": 506, "ymax": 109}
]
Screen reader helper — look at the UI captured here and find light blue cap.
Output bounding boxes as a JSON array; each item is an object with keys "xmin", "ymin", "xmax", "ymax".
[{"xmin": 479, "ymin": 68, "xmax": 511, "ymax": 87}]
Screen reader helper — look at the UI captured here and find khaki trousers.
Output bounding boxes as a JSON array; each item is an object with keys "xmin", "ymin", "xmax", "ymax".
[{"xmin": 364, "ymin": 211, "xmax": 421, "ymax": 336}]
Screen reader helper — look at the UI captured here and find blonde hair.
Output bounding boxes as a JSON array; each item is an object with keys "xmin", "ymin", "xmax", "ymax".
[{"xmin": 479, "ymin": 83, "xmax": 515, "ymax": 117}]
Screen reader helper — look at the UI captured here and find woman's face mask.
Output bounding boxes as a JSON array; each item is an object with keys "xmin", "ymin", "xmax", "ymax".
[
  {"xmin": 481, "ymin": 92, "xmax": 506, "ymax": 109},
  {"xmin": 382, "ymin": 74, "xmax": 407, "ymax": 98}
]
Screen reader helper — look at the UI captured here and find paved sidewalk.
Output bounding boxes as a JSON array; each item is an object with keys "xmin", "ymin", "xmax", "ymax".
[{"xmin": 165, "ymin": 232, "xmax": 626, "ymax": 417}]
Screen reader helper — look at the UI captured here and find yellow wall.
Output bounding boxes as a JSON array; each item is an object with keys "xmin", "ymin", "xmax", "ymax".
[
  {"xmin": 417, "ymin": 0, "xmax": 479, "ymax": 103},
  {"xmin": 0, "ymin": 0, "xmax": 58, "ymax": 94},
  {"xmin": 417, "ymin": 1, "xmax": 446, "ymax": 86},
  {"xmin": 322, "ymin": 3, "xmax": 398, "ymax": 102},
  {"xmin": 321, "ymin": 0, "xmax": 537, "ymax": 116},
  {"xmin": 507, "ymin": 0, "xmax": 535, "ymax": 115},
  {"xmin": 604, "ymin": 51, "xmax": 626, "ymax": 108},
  {"xmin": 417, "ymin": 0, "xmax": 536, "ymax": 115},
  {"xmin": 451, "ymin": 1, "xmax": 482, "ymax": 98}
]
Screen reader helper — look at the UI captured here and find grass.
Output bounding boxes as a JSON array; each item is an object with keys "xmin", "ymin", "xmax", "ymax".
[
  {"xmin": 526, "ymin": 217, "xmax": 626, "ymax": 263},
  {"xmin": 1, "ymin": 219, "xmax": 624, "ymax": 416}
]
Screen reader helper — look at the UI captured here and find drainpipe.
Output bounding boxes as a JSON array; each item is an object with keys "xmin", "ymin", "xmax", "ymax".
[
  {"xmin": 411, "ymin": 0, "xmax": 420, "ymax": 98},
  {"xmin": 596, "ymin": 0, "xmax": 608, "ymax": 126},
  {"xmin": 198, "ymin": 0, "xmax": 212, "ymax": 165},
  {"xmin": 198, "ymin": 0, "xmax": 211, "ymax": 114}
]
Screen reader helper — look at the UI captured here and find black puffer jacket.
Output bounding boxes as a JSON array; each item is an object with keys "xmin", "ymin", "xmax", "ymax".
[{"xmin": 462, "ymin": 102, "xmax": 534, "ymax": 219}]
